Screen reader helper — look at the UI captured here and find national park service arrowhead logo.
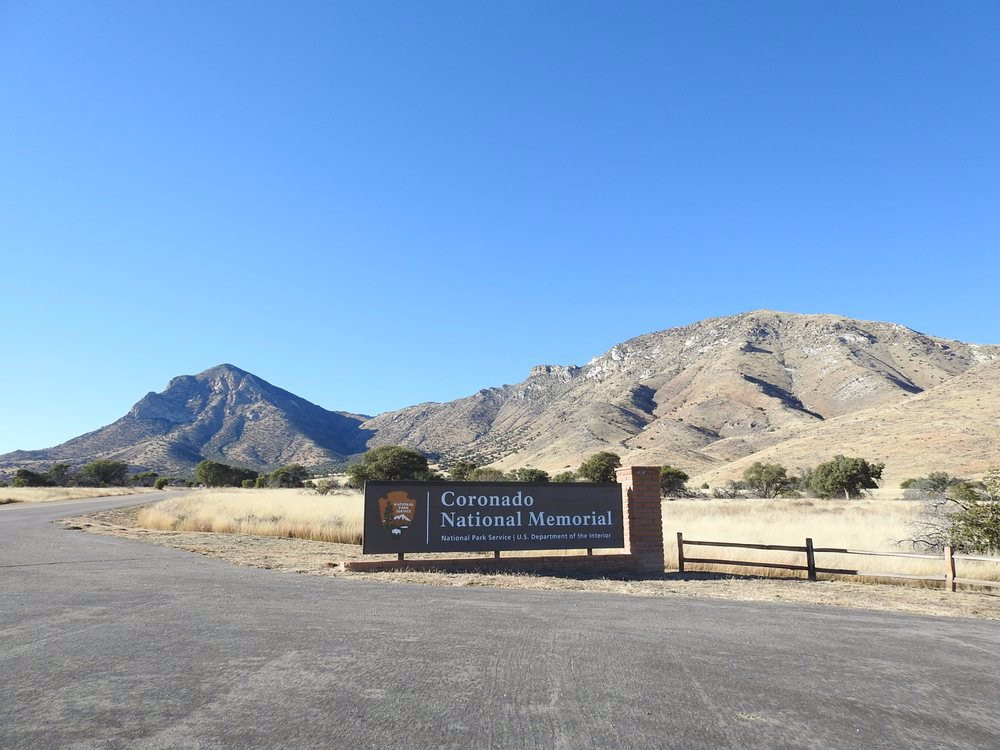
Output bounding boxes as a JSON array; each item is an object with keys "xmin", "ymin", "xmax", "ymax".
[{"xmin": 378, "ymin": 490, "xmax": 417, "ymax": 540}]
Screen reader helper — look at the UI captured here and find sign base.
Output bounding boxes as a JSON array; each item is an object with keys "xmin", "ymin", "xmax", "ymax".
[{"xmin": 340, "ymin": 553, "xmax": 641, "ymax": 575}]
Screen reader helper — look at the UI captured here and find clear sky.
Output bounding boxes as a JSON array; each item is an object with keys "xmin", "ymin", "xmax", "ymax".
[{"xmin": 1, "ymin": 1, "xmax": 998, "ymax": 454}]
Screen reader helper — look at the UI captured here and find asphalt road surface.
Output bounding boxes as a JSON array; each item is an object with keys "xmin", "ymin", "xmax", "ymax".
[{"xmin": 2, "ymin": 496, "xmax": 999, "ymax": 750}]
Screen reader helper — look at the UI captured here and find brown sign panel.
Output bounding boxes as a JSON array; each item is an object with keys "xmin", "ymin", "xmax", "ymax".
[{"xmin": 362, "ymin": 481, "xmax": 624, "ymax": 554}]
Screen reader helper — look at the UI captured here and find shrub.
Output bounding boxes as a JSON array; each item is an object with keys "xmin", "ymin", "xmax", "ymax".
[
  {"xmin": 551, "ymin": 471, "xmax": 577, "ymax": 483},
  {"xmin": 909, "ymin": 469, "xmax": 1000, "ymax": 554},
  {"xmin": 131, "ymin": 471, "xmax": 159, "ymax": 487},
  {"xmin": 948, "ymin": 479, "xmax": 1000, "ymax": 554},
  {"xmin": 447, "ymin": 461, "xmax": 478, "ymax": 481},
  {"xmin": 902, "ymin": 472, "xmax": 963, "ymax": 498},
  {"xmin": 577, "ymin": 452, "xmax": 621, "ymax": 483},
  {"xmin": 154, "ymin": 477, "xmax": 170, "ymax": 490},
  {"xmin": 46, "ymin": 463, "xmax": 74, "ymax": 486},
  {"xmin": 345, "ymin": 446, "xmax": 433, "ymax": 488},
  {"xmin": 713, "ymin": 480, "xmax": 747, "ymax": 499},
  {"xmin": 266, "ymin": 464, "xmax": 309, "ymax": 488},
  {"xmin": 659, "ymin": 466, "xmax": 689, "ymax": 496},
  {"xmin": 13, "ymin": 468, "xmax": 53, "ymax": 487},
  {"xmin": 468, "ymin": 467, "xmax": 508, "ymax": 481},
  {"xmin": 78, "ymin": 460, "xmax": 130, "ymax": 487},
  {"xmin": 313, "ymin": 479, "xmax": 336, "ymax": 495},
  {"xmin": 194, "ymin": 460, "xmax": 258, "ymax": 488},
  {"xmin": 511, "ymin": 468, "xmax": 550, "ymax": 483}
]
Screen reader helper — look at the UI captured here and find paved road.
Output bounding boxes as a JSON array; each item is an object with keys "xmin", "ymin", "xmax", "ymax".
[{"xmin": 2, "ymin": 497, "xmax": 999, "ymax": 750}]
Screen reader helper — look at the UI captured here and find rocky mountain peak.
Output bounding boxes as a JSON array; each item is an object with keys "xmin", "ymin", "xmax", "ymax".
[
  {"xmin": 3, "ymin": 312, "xmax": 997, "ymax": 482},
  {"xmin": 4, "ymin": 364, "xmax": 370, "ymax": 474}
]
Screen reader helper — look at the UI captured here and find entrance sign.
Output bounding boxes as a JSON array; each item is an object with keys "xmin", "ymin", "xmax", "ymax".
[{"xmin": 362, "ymin": 481, "xmax": 624, "ymax": 554}]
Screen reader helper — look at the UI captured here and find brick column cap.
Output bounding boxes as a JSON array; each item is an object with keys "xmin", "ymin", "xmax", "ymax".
[{"xmin": 615, "ymin": 465, "xmax": 660, "ymax": 478}]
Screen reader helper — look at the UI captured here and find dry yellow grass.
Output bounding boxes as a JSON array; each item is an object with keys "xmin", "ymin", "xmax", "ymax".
[
  {"xmin": 0, "ymin": 487, "xmax": 159, "ymax": 504},
  {"xmin": 137, "ymin": 488, "xmax": 364, "ymax": 544},
  {"xmin": 131, "ymin": 490, "xmax": 1000, "ymax": 590},
  {"xmin": 663, "ymin": 497, "xmax": 1000, "ymax": 585}
]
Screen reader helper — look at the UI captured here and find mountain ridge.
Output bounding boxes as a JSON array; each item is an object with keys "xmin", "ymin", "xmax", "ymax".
[
  {"xmin": 2, "ymin": 310, "xmax": 996, "ymax": 481},
  {"xmin": 363, "ymin": 309, "xmax": 998, "ymax": 474}
]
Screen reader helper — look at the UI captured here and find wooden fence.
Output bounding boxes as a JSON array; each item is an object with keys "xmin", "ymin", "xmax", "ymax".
[{"xmin": 675, "ymin": 532, "xmax": 1000, "ymax": 592}]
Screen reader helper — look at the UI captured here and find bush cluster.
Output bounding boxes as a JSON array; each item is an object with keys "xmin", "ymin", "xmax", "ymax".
[{"xmin": 11, "ymin": 460, "xmax": 134, "ymax": 488}]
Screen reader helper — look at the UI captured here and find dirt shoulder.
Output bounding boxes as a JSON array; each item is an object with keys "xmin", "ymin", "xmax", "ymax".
[{"xmin": 61, "ymin": 504, "xmax": 1000, "ymax": 621}]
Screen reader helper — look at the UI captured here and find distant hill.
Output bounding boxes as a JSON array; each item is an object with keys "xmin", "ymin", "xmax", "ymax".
[
  {"xmin": 0, "ymin": 365, "xmax": 371, "ymax": 475},
  {"xmin": 363, "ymin": 310, "xmax": 999, "ymax": 478},
  {"xmin": 2, "ymin": 311, "xmax": 996, "ymax": 483},
  {"xmin": 690, "ymin": 358, "xmax": 1000, "ymax": 486}
]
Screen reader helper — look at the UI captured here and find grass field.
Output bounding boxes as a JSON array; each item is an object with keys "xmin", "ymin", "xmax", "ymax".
[
  {"xmin": 0, "ymin": 487, "xmax": 159, "ymax": 504},
  {"xmin": 662, "ymin": 497, "xmax": 1000, "ymax": 585},
  {"xmin": 137, "ymin": 488, "xmax": 364, "ymax": 544}
]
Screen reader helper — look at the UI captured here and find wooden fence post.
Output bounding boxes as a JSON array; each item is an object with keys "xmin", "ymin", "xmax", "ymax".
[
  {"xmin": 806, "ymin": 537, "xmax": 816, "ymax": 581},
  {"xmin": 944, "ymin": 545, "xmax": 956, "ymax": 592},
  {"xmin": 676, "ymin": 532, "xmax": 685, "ymax": 573}
]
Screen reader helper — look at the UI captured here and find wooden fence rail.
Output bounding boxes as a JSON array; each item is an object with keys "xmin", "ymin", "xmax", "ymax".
[{"xmin": 675, "ymin": 532, "xmax": 1000, "ymax": 593}]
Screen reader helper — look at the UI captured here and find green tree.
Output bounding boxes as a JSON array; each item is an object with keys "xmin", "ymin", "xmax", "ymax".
[
  {"xmin": 267, "ymin": 464, "xmax": 309, "ymax": 488},
  {"xmin": 909, "ymin": 469, "xmax": 1000, "ymax": 554},
  {"xmin": 194, "ymin": 460, "xmax": 258, "ymax": 488},
  {"xmin": 945, "ymin": 476, "xmax": 1000, "ymax": 553},
  {"xmin": 12, "ymin": 468, "xmax": 53, "ymax": 487},
  {"xmin": 577, "ymin": 452, "xmax": 621, "ymax": 483},
  {"xmin": 742, "ymin": 462, "xmax": 792, "ymax": 499},
  {"xmin": 154, "ymin": 477, "xmax": 170, "ymax": 490},
  {"xmin": 345, "ymin": 446, "xmax": 432, "ymax": 488},
  {"xmin": 809, "ymin": 455, "xmax": 884, "ymax": 499},
  {"xmin": 511, "ymin": 468, "xmax": 550, "ymax": 483},
  {"xmin": 551, "ymin": 471, "xmax": 577, "ymax": 483},
  {"xmin": 659, "ymin": 466, "xmax": 689, "ymax": 496},
  {"xmin": 79, "ymin": 460, "xmax": 129, "ymax": 487},
  {"xmin": 131, "ymin": 471, "xmax": 160, "ymax": 487},
  {"xmin": 447, "ymin": 461, "xmax": 478, "ymax": 481},
  {"xmin": 468, "ymin": 467, "xmax": 508, "ymax": 481},
  {"xmin": 46, "ymin": 463, "xmax": 74, "ymax": 486}
]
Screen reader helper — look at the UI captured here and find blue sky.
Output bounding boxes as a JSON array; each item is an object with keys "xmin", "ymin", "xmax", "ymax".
[{"xmin": 1, "ymin": 1, "xmax": 998, "ymax": 454}]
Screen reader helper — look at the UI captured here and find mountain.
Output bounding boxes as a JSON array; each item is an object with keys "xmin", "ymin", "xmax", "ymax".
[
  {"xmin": 363, "ymin": 310, "xmax": 999, "ymax": 477},
  {"xmin": 690, "ymin": 358, "xmax": 1000, "ymax": 486},
  {"xmin": 2, "ymin": 311, "xmax": 996, "ymax": 483},
  {"xmin": 0, "ymin": 365, "xmax": 371, "ymax": 474}
]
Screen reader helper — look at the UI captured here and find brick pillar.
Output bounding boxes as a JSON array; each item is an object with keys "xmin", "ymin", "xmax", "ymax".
[{"xmin": 615, "ymin": 465, "xmax": 664, "ymax": 574}]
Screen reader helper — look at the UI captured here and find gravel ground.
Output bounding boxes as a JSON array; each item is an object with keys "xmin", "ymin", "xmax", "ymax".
[{"xmin": 60, "ymin": 503, "xmax": 1000, "ymax": 620}]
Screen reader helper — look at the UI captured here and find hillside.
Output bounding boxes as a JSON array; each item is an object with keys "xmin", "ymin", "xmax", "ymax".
[
  {"xmin": 364, "ymin": 310, "xmax": 998, "ymax": 475},
  {"xmin": 690, "ymin": 358, "xmax": 1000, "ymax": 487},
  {"xmin": 0, "ymin": 365, "xmax": 371, "ymax": 474}
]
